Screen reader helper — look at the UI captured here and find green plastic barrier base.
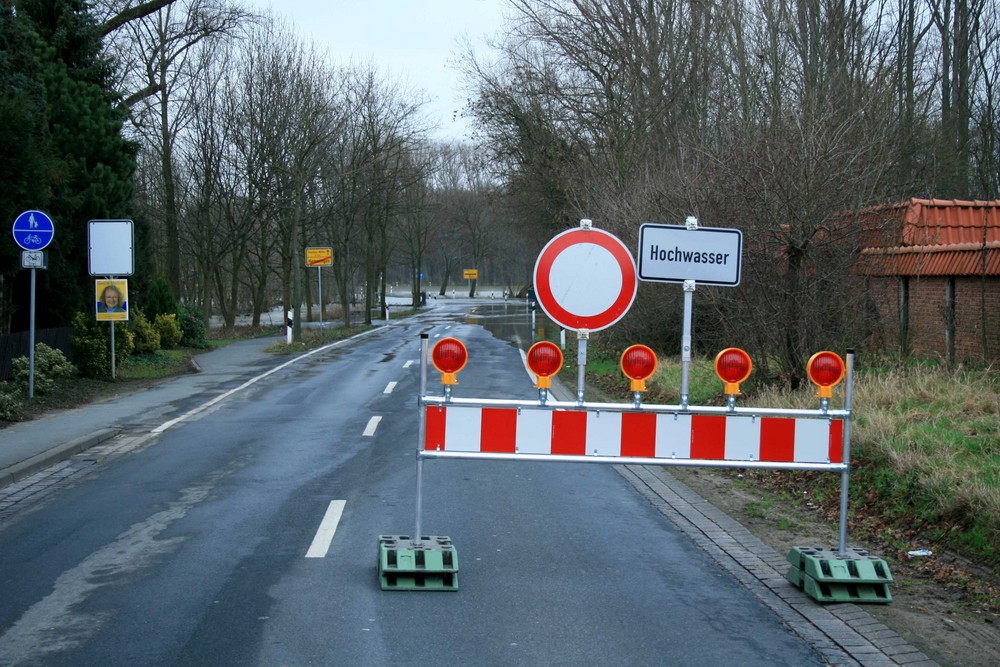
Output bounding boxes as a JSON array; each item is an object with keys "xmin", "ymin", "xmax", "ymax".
[
  {"xmin": 377, "ymin": 535, "xmax": 459, "ymax": 591},
  {"xmin": 786, "ymin": 546, "xmax": 893, "ymax": 604}
]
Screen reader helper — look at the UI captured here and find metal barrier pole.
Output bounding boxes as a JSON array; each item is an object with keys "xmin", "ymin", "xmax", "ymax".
[
  {"xmin": 414, "ymin": 333, "xmax": 430, "ymax": 547},
  {"xmin": 837, "ymin": 349, "xmax": 856, "ymax": 555}
]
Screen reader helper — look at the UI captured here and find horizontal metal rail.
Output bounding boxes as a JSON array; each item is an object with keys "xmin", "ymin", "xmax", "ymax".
[
  {"xmin": 418, "ymin": 449, "xmax": 847, "ymax": 471},
  {"xmin": 422, "ymin": 394, "xmax": 849, "ymax": 420}
]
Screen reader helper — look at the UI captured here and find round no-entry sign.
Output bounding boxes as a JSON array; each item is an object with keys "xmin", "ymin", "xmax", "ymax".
[{"xmin": 532, "ymin": 225, "xmax": 637, "ymax": 331}]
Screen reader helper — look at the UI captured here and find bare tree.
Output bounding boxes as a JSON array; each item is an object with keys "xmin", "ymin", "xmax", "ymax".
[
  {"xmin": 463, "ymin": 0, "xmax": 904, "ymax": 376},
  {"xmin": 396, "ymin": 148, "xmax": 437, "ymax": 308},
  {"xmin": 110, "ymin": 0, "xmax": 251, "ymax": 300}
]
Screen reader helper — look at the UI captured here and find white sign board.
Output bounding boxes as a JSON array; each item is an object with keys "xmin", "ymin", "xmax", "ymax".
[
  {"xmin": 88, "ymin": 219, "xmax": 134, "ymax": 276},
  {"xmin": 638, "ymin": 223, "xmax": 743, "ymax": 286},
  {"xmin": 21, "ymin": 250, "xmax": 46, "ymax": 269}
]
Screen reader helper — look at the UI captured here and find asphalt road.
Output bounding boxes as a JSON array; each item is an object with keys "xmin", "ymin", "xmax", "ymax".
[{"xmin": 0, "ymin": 302, "xmax": 826, "ymax": 665}]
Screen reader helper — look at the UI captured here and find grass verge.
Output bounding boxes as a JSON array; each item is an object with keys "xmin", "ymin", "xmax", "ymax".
[
  {"xmin": 0, "ymin": 325, "xmax": 286, "ymax": 425},
  {"xmin": 264, "ymin": 324, "xmax": 375, "ymax": 354},
  {"xmin": 574, "ymin": 340, "xmax": 1000, "ymax": 608}
]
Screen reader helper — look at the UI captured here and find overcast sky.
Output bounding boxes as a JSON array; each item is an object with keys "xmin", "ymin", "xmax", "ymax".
[{"xmin": 248, "ymin": 0, "xmax": 510, "ymax": 141}]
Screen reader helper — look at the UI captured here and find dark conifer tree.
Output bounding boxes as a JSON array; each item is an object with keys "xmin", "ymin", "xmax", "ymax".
[{"xmin": 5, "ymin": 0, "xmax": 136, "ymax": 330}]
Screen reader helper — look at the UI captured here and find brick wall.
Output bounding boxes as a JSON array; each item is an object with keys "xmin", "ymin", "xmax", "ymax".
[
  {"xmin": 908, "ymin": 278, "xmax": 948, "ymax": 359},
  {"xmin": 954, "ymin": 277, "xmax": 1000, "ymax": 363},
  {"xmin": 866, "ymin": 276, "xmax": 999, "ymax": 363},
  {"xmin": 865, "ymin": 278, "xmax": 902, "ymax": 352}
]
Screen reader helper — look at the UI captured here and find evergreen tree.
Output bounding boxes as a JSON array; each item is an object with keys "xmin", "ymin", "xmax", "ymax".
[
  {"xmin": 0, "ymin": 2, "xmax": 52, "ymax": 330},
  {"xmin": 4, "ymin": 0, "xmax": 136, "ymax": 331}
]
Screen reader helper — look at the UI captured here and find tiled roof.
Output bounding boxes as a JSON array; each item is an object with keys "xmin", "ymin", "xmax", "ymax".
[
  {"xmin": 855, "ymin": 199, "xmax": 1000, "ymax": 276},
  {"xmin": 859, "ymin": 242, "xmax": 1000, "ymax": 276}
]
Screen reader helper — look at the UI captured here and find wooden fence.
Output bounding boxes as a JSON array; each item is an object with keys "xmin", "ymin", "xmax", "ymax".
[{"xmin": 0, "ymin": 328, "xmax": 74, "ymax": 381}]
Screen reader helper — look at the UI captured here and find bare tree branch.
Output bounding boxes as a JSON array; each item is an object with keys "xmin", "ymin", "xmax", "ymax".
[{"xmin": 100, "ymin": 0, "xmax": 179, "ymax": 38}]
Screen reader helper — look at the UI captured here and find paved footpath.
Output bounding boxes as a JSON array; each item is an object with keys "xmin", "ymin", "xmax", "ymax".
[
  {"xmin": 0, "ymin": 332, "xmax": 938, "ymax": 666},
  {"xmin": 0, "ymin": 336, "xmax": 281, "ymax": 487}
]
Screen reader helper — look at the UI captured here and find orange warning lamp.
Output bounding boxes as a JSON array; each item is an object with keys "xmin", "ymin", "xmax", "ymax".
[
  {"xmin": 807, "ymin": 351, "xmax": 845, "ymax": 398},
  {"xmin": 620, "ymin": 344, "xmax": 658, "ymax": 392},
  {"xmin": 714, "ymin": 347, "xmax": 752, "ymax": 395},
  {"xmin": 431, "ymin": 337, "xmax": 468, "ymax": 385},
  {"xmin": 526, "ymin": 341, "xmax": 563, "ymax": 389}
]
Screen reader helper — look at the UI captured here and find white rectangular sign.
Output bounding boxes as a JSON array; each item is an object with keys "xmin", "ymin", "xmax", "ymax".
[
  {"xmin": 88, "ymin": 219, "xmax": 134, "ymax": 276},
  {"xmin": 21, "ymin": 250, "xmax": 46, "ymax": 269},
  {"xmin": 638, "ymin": 223, "xmax": 743, "ymax": 286}
]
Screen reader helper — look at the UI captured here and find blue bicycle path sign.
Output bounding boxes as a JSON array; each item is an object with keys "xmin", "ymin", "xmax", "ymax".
[{"xmin": 12, "ymin": 209, "xmax": 55, "ymax": 251}]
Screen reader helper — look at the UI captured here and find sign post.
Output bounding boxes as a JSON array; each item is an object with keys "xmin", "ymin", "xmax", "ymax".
[
  {"xmin": 532, "ymin": 219, "xmax": 637, "ymax": 403},
  {"xmin": 637, "ymin": 217, "xmax": 743, "ymax": 407},
  {"xmin": 12, "ymin": 210, "xmax": 55, "ymax": 399},
  {"xmin": 306, "ymin": 247, "xmax": 333, "ymax": 327},
  {"xmin": 88, "ymin": 220, "xmax": 134, "ymax": 380}
]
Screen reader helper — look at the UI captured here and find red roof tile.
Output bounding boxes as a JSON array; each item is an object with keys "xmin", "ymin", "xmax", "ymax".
[
  {"xmin": 854, "ymin": 199, "xmax": 1000, "ymax": 276},
  {"xmin": 859, "ymin": 242, "xmax": 1000, "ymax": 276}
]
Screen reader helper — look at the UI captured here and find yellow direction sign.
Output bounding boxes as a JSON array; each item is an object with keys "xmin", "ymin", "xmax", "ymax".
[
  {"xmin": 306, "ymin": 247, "xmax": 333, "ymax": 267},
  {"xmin": 463, "ymin": 269, "xmax": 478, "ymax": 280}
]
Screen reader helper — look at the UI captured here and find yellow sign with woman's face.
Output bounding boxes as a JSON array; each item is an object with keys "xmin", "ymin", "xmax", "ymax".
[{"xmin": 95, "ymin": 279, "xmax": 129, "ymax": 321}]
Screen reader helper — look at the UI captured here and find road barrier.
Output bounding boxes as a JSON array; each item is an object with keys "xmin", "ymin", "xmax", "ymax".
[
  {"xmin": 376, "ymin": 333, "xmax": 892, "ymax": 601},
  {"xmin": 423, "ymin": 403, "xmax": 844, "ymax": 468}
]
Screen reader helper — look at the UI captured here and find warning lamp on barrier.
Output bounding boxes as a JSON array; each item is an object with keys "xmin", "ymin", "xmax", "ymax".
[
  {"xmin": 620, "ymin": 344, "xmax": 658, "ymax": 392},
  {"xmin": 714, "ymin": 347, "xmax": 752, "ymax": 395},
  {"xmin": 526, "ymin": 341, "xmax": 563, "ymax": 389},
  {"xmin": 431, "ymin": 337, "xmax": 468, "ymax": 385},
  {"xmin": 807, "ymin": 351, "xmax": 845, "ymax": 399}
]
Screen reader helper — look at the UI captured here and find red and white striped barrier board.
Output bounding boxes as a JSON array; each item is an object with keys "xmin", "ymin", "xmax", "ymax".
[{"xmin": 425, "ymin": 405, "xmax": 843, "ymax": 464}]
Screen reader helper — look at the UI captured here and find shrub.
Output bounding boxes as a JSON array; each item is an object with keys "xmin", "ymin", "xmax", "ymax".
[
  {"xmin": 71, "ymin": 311, "xmax": 135, "ymax": 378},
  {"xmin": 131, "ymin": 308, "xmax": 161, "ymax": 354},
  {"xmin": 178, "ymin": 303, "xmax": 209, "ymax": 349},
  {"xmin": 154, "ymin": 313, "xmax": 183, "ymax": 350},
  {"xmin": 145, "ymin": 276, "xmax": 178, "ymax": 319},
  {"xmin": 12, "ymin": 343, "xmax": 76, "ymax": 394},
  {"xmin": 0, "ymin": 385, "xmax": 25, "ymax": 421}
]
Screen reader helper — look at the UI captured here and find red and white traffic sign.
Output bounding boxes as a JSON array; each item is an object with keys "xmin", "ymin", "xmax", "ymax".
[{"xmin": 532, "ymin": 225, "xmax": 637, "ymax": 331}]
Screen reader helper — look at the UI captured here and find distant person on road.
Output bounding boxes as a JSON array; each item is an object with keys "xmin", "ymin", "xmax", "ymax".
[{"xmin": 97, "ymin": 284, "xmax": 126, "ymax": 313}]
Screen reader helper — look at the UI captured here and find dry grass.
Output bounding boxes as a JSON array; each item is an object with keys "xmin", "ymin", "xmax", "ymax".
[{"xmin": 755, "ymin": 361, "xmax": 1000, "ymax": 565}]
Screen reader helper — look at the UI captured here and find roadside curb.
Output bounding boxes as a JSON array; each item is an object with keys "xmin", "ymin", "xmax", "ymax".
[
  {"xmin": 0, "ymin": 427, "xmax": 121, "ymax": 489},
  {"xmin": 619, "ymin": 464, "xmax": 938, "ymax": 667},
  {"xmin": 536, "ymin": 363, "xmax": 937, "ymax": 665}
]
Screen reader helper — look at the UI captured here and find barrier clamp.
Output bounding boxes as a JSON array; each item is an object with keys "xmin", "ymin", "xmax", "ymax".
[
  {"xmin": 786, "ymin": 546, "xmax": 893, "ymax": 604},
  {"xmin": 377, "ymin": 535, "xmax": 459, "ymax": 592}
]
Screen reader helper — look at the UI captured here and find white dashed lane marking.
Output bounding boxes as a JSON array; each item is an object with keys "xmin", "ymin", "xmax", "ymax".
[
  {"xmin": 362, "ymin": 416, "xmax": 382, "ymax": 437},
  {"xmin": 306, "ymin": 500, "xmax": 346, "ymax": 558}
]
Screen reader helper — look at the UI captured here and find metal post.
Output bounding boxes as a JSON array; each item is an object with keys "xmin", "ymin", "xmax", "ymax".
[
  {"xmin": 317, "ymin": 266, "xmax": 323, "ymax": 327},
  {"xmin": 837, "ymin": 349, "xmax": 856, "ymax": 555},
  {"xmin": 109, "ymin": 276, "xmax": 117, "ymax": 380},
  {"xmin": 414, "ymin": 333, "xmax": 430, "ymax": 547},
  {"xmin": 28, "ymin": 268, "xmax": 36, "ymax": 399},
  {"xmin": 576, "ymin": 329, "xmax": 589, "ymax": 405},
  {"xmin": 680, "ymin": 280, "xmax": 695, "ymax": 409}
]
